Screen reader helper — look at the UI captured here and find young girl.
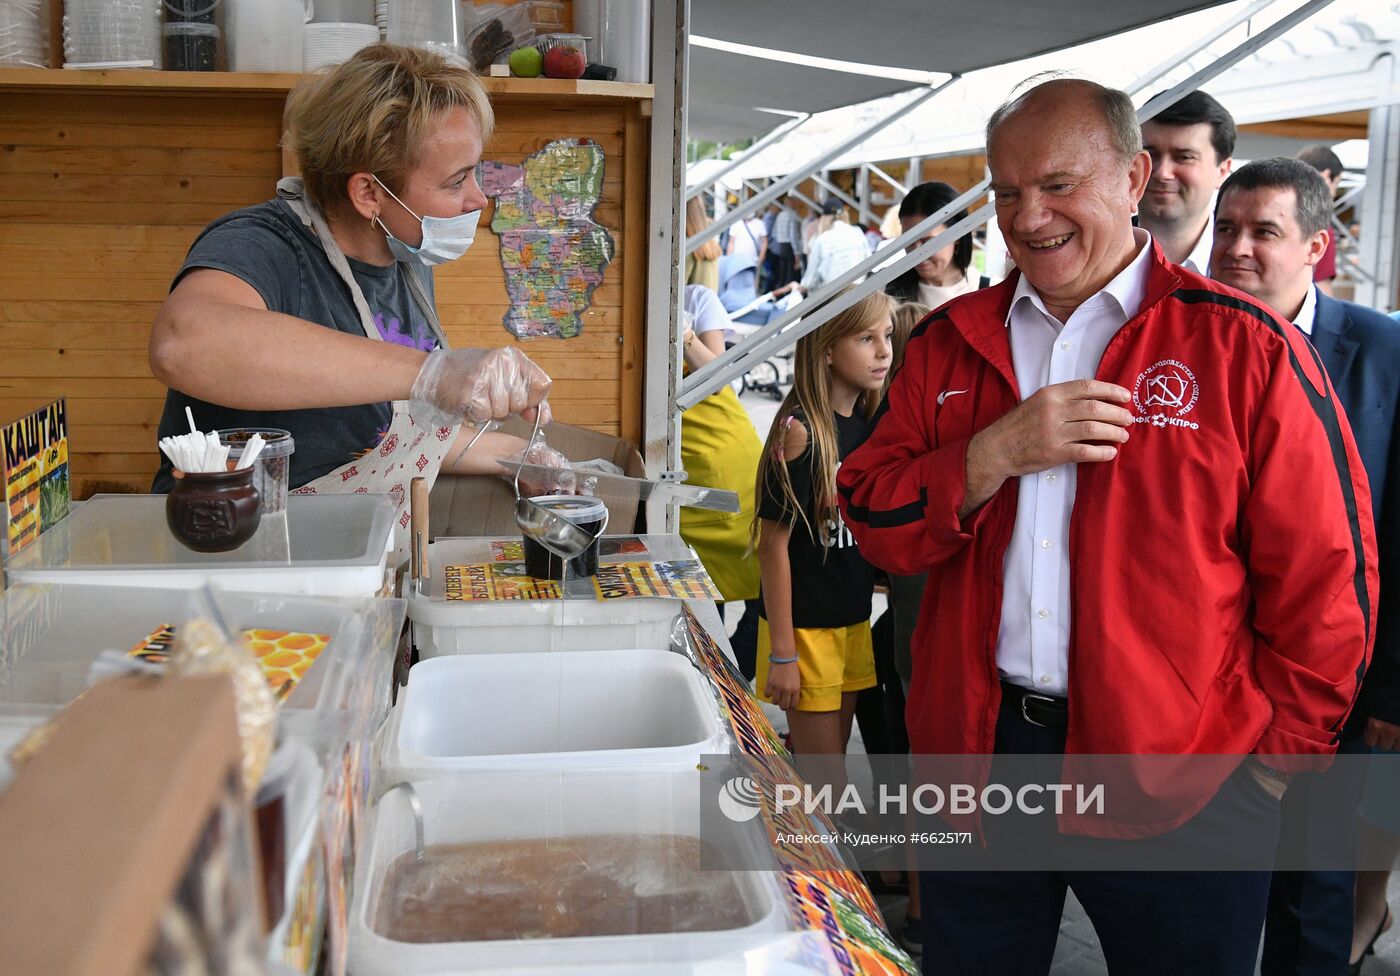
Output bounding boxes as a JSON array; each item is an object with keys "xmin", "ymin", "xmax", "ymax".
[{"xmin": 753, "ymin": 290, "xmax": 896, "ymax": 770}]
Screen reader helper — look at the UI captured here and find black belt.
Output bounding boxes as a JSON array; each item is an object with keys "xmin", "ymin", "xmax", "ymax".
[{"xmin": 1000, "ymin": 680, "xmax": 1069, "ymax": 730}]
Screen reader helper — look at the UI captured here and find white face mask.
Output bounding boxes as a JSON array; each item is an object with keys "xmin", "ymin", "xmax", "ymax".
[{"xmin": 373, "ymin": 175, "xmax": 480, "ymax": 267}]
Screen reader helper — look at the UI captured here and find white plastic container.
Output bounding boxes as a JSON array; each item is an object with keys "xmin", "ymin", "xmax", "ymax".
[
  {"xmin": 4, "ymin": 494, "xmax": 394, "ymax": 597},
  {"xmin": 218, "ymin": 427, "xmax": 294, "ymax": 514},
  {"xmin": 302, "ymin": 19, "xmax": 377, "ymax": 70},
  {"xmin": 386, "ymin": 651, "xmax": 725, "ymax": 772},
  {"xmin": 226, "ymin": 0, "xmax": 310, "ymax": 71},
  {"xmin": 409, "ymin": 587, "xmax": 682, "ymax": 657},
  {"xmin": 0, "ymin": 582, "xmax": 404, "ymax": 722},
  {"xmin": 350, "ymin": 771, "xmax": 788, "ymax": 974},
  {"xmin": 0, "ymin": 581, "xmax": 406, "ymax": 964}
]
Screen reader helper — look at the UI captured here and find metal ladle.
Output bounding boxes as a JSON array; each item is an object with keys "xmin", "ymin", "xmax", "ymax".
[{"xmin": 513, "ymin": 407, "xmax": 608, "ymax": 561}]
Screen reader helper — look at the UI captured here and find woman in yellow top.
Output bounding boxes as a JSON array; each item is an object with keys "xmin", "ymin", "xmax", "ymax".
[{"xmin": 681, "ymin": 283, "xmax": 762, "ymax": 677}]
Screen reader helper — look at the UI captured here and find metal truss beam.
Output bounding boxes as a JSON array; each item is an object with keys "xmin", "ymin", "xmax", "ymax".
[
  {"xmin": 865, "ymin": 162, "xmax": 908, "ymax": 198},
  {"xmin": 684, "ymin": 111, "xmax": 810, "ymax": 203},
  {"xmin": 685, "ymin": 77, "xmax": 960, "ymax": 254}
]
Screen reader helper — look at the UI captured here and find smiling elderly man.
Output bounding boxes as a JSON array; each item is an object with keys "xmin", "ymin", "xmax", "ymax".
[{"xmin": 837, "ymin": 78, "xmax": 1377, "ymax": 976}]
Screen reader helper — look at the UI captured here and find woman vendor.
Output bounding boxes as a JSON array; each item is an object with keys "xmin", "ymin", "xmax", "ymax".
[{"xmin": 148, "ymin": 44, "xmax": 565, "ymax": 549}]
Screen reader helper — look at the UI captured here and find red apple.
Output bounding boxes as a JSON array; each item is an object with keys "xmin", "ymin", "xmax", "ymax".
[{"xmin": 542, "ymin": 45, "xmax": 586, "ymax": 79}]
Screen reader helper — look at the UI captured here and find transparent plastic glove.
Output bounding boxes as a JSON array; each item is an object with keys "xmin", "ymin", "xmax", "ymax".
[
  {"xmin": 502, "ymin": 441, "xmax": 577, "ymax": 497},
  {"xmin": 409, "ymin": 347, "xmax": 552, "ymax": 429}
]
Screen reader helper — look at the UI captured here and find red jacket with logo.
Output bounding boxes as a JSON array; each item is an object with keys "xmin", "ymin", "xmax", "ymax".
[{"xmin": 838, "ymin": 246, "xmax": 1377, "ymax": 808}]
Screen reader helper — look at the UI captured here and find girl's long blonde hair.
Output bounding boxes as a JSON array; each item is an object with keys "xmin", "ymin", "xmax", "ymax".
[
  {"xmin": 752, "ymin": 290, "xmax": 897, "ymax": 549},
  {"xmin": 891, "ymin": 301, "xmax": 930, "ymax": 363},
  {"xmin": 685, "ymin": 197, "xmax": 723, "ymax": 261},
  {"xmin": 888, "ymin": 301, "xmax": 931, "ymax": 393}
]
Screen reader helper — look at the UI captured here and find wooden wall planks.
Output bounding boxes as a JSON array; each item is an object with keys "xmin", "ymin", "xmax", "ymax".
[{"xmin": 0, "ymin": 82, "xmax": 650, "ymax": 498}]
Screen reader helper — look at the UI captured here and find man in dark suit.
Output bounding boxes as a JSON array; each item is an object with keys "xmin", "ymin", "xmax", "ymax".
[{"xmin": 1212, "ymin": 156, "xmax": 1400, "ymax": 976}]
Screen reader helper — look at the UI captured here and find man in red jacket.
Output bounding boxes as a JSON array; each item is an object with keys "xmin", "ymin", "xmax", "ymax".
[{"xmin": 838, "ymin": 78, "xmax": 1378, "ymax": 975}]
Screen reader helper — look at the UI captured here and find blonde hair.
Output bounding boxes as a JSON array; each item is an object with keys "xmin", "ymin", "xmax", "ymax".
[
  {"xmin": 752, "ymin": 290, "xmax": 897, "ymax": 549},
  {"xmin": 285, "ymin": 44, "xmax": 495, "ymax": 215},
  {"xmin": 890, "ymin": 301, "xmax": 930, "ymax": 373},
  {"xmin": 686, "ymin": 196, "xmax": 723, "ymax": 261}
]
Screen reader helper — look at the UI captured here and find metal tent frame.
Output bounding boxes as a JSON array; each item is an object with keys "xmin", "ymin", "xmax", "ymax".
[{"xmin": 675, "ymin": 0, "xmax": 1339, "ymax": 410}]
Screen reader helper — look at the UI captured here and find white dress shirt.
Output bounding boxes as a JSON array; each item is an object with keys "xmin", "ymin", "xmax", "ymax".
[
  {"xmin": 1180, "ymin": 213, "xmax": 1214, "ymax": 276},
  {"xmin": 997, "ymin": 229, "xmax": 1155, "ymax": 695},
  {"xmin": 1292, "ymin": 283, "xmax": 1318, "ymax": 336}
]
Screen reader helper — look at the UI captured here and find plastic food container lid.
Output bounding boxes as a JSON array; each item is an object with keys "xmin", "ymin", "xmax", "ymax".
[
  {"xmin": 526, "ymin": 494, "xmax": 606, "ymax": 524},
  {"xmin": 536, "ymin": 31, "xmax": 586, "ymax": 51},
  {"xmin": 219, "ymin": 427, "xmax": 295, "ymax": 458},
  {"xmin": 162, "ymin": 22, "xmax": 219, "ymax": 35}
]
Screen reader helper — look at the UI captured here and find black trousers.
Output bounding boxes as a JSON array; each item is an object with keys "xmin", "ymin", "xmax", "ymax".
[
  {"xmin": 770, "ymin": 243, "xmax": 798, "ymax": 286},
  {"xmin": 919, "ymin": 694, "xmax": 1281, "ymax": 976},
  {"xmin": 1260, "ymin": 724, "xmax": 1370, "ymax": 976}
]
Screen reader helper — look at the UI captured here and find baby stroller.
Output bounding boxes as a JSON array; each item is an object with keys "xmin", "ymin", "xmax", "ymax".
[{"xmin": 718, "ymin": 254, "xmax": 793, "ymax": 400}]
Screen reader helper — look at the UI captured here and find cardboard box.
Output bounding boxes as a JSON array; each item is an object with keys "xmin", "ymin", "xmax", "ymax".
[
  {"xmin": 429, "ymin": 417, "xmax": 646, "ymax": 538},
  {"xmin": 0, "ymin": 675, "xmax": 244, "ymax": 976}
]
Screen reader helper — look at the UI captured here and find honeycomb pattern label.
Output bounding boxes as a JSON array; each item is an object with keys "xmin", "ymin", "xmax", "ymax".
[
  {"xmin": 129, "ymin": 625, "xmax": 331, "ymax": 701},
  {"xmin": 244, "ymin": 629, "xmax": 331, "ymax": 702}
]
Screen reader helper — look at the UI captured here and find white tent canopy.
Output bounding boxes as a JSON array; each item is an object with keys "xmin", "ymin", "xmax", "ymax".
[
  {"xmin": 686, "ymin": 0, "xmax": 1232, "ymax": 143},
  {"xmin": 692, "ymin": 0, "xmax": 1400, "ymax": 184}
]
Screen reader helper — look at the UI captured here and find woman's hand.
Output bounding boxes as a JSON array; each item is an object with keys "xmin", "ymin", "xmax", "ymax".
[
  {"xmin": 410, "ymin": 347, "xmax": 552, "ymax": 429},
  {"xmin": 765, "ymin": 659, "xmax": 802, "ymax": 711},
  {"xmin": 502, "ymin": 439, "xmax": 576, "ymax": 496}
]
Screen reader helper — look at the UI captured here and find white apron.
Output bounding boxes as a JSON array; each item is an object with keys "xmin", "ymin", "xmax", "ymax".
[{"xmin": 275, "ymin": 178, "xmax": 459, "ymax": 566}]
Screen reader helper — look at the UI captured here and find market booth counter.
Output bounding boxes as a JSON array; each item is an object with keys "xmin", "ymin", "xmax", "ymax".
[
  {"xmin": 360, "ymin": 532, "xmax": 918, "ymax": 975},
  {"xmin": 0, "ymin": 528, "xmax": 917, "ymax": 974},
  {"xmin": 0, "ymin": 579, "xmax": 408, "ymax": 974}
]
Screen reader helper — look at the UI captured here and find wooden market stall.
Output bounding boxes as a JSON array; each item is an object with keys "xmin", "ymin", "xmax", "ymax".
[{"xmin": 0, "ymin": 69, "xmax": 654, "ymax": 499}]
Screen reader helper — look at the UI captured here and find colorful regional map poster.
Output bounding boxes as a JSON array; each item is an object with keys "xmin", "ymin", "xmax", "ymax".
[
  {"xmin": 481, "ymin": 139, "xmax": 615, "ymax": 340},
  {"xmin": 2, "ymin": 399, "xmax": 70, "ymax": 560}
]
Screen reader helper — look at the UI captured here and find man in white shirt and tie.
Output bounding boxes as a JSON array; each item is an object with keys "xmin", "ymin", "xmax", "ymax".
[
  {"xmin": 1138, "ymin": 90, "xmax": 1235, "ymax": 274},
  {"xmin": 1211, "ymin": 156, "xmax": 1400, "ymax": 976}
]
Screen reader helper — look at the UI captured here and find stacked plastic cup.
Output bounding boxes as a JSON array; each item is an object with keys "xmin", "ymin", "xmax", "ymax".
[
  {"xmin": 0, "ymin": 0, "xmax": 49, "ymax": 67},
  {"xmin": 225, "ymin": 0, "xmax": 311, "ymax": 72},
  {"xmin": 163, "ymin": 0, "xmax": 221, "ymax": 71},
  {"xmin": 63, "ymin": 0, "xmax": 162, "ymax": 67},
  {"xmin": 386, "ymin": 0, "xmax": 462, "ymax": 60}
]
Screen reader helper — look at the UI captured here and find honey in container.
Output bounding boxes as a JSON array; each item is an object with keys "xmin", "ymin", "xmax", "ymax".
[{"xmin": 375, "ymin": 834, "xmax": 757, "ymax": 943}]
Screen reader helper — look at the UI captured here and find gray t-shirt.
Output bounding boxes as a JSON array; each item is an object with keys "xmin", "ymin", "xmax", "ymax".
[{"xmin": 153, "ymin": 199, "xmax": 441, "ymax": 492}]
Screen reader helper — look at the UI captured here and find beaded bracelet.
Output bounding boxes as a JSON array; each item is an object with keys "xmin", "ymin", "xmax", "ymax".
[{"xmin": 768, "ymin": 654, "xmax": 799, "ymax": 665}]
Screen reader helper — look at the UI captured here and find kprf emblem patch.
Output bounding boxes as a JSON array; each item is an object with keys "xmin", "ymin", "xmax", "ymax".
[{"xmin": 1132, "ymin": 359, "xmax": 1200, "ymax": 430}]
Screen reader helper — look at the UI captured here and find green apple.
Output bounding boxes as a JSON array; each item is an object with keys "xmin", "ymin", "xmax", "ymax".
[{"xmin": 509, "ymin": 45, "xmax": 543, "ymax": 78}]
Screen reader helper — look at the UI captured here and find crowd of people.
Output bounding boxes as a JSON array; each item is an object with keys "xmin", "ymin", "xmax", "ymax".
[{"xmin": 681, "ymin": 78, "xmax": 1399, "ymax": 975}]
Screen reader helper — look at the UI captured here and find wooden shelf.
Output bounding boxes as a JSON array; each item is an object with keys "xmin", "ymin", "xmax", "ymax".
[{"xmin": 0, "ymin": 66, "xmax": 654, "ymax": 99}]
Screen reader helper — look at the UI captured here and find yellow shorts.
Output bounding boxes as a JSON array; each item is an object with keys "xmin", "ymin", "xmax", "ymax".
[{"xmin": 756, "ymin": 618, "xmax": 876, "ymax": 712}]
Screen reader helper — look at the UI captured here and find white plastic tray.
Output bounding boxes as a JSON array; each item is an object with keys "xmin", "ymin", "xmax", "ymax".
[
  {"xmin": 410, "ymin": 594, "xmax": 683, "ymax": 657},
  {"xmin": 4, "ymin": 494, "xmax": 394, "ymax": 598},
  {"xmin": 385, "ymin": 651, "xmax": 726, "ymax": 771},
  {"xmin": 0, "ymin": 582, "xmax": 403, "ymax": 725},
  {"xmin": 349, "ymin": 771, "xmax": 788, "ymax": 974}
]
